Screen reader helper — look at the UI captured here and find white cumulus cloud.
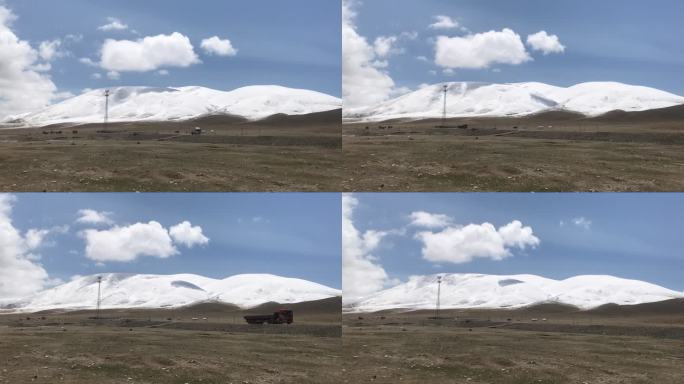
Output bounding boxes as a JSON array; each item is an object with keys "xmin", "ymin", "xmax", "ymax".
[
  {"xmin": 24, "ymin": 229, "xmax": 50, "ymax": 250},
  {"xmin": 79, "ymin": 57, "xmax": 98, "ymax": 67},
  {"xmin": 169, "ymin": 221, "xmax": 209, "ymax": 248},
  {"xmin": 409, "ymin": 211, "xmax": 453, "ymax": 229},
  {"xmin": 429, "ymin": 15, "xmax": 459, "ymax": 30},
  {"xmin": 64, "ymin": 34, "xmax": 83, "ymax": 43},
  {"xmin": 342, "ymin": 0, "xmax": 396, "ymax": 110},
  {"xmin": 527, "ymin": 30, "xmax": 565, "ymax": 55},
  {"xmin": 76, "ymin": 209, "xmax": 114, "ymax": 226},
  {"xmin": 24, "ymin": 225, "xmax": 68, "ymax": 250},
  {"xmin": 572, "ymin": 217, "xmax": 592, "ymax": 230},
  {"xmin": 0, "ymin": 194, "xmax": 52, "ymax": 300},
  {"xmin": 98, "ymin": 17, "xmax": 128, "ymax": 32},
  {"xmin": 82, "ymin": 221, "xmax": 178, "ymax": 262},
  {"xmin": 373, "ymin": 35, "xmax": 399, "ymax": 58},
  {"xmin": 200, "ymin": 36, "xmax": 237, "ymax": 56},
  {"xmin": 415, "ymin": 219, "xmax": 539, "ymax": 264},
  {"xmin": 100, "ymin": 32, "xmax": 200, "ymax": 72},
  {"xmin": 0, "ymin": 6, "xmax": 59, "ymax": 119},
  {"xmin": 38, "ymin": 39, "xmax": 63, "ymax": 61},
  {"xmin": 342, "ymin": 194, "xmax": 394, "ymax": 304},
  {"xmin": 435, "ymin": 28, "xmax": 531, "ymax": 70}
]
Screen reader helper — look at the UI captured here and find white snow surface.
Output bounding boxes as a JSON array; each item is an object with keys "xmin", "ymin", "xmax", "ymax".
[
  {"xmin": 2, "ymin": 273, "xmax": 341, "ymax": 312},
  {"xmin": 346, "ymin": 273, "xmax": 683, "ymax": 312},
  {"xmin": 344, "ymin": 81, "xmax": 684, "ymax": 121},
  {"xmin": 4, "ymin": 85, "xmax": 341, "ymax": 126}
]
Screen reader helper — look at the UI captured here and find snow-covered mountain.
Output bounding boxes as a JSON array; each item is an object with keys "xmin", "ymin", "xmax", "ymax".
[
  {"xmin": 346, "ymin": 273, "xmax": 683, "ymax": 312},
  {"xmin": 344, "ymin": 82, "xmax": 684, "ymax": 121},
  {"xmin": 2, "ymin": 273, "xmax": 341, "ymax": 312},
  {"xmin": 4, "ymin": 85, "xmax": 341, "ymax": 126}
]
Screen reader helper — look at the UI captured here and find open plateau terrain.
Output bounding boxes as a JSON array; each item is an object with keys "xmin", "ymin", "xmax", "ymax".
[
  {"xmin": 0, "ymin": 298, "xmax": 342, "ymax": 384},
  {"xmin": 0, "ymin": 86, "xmax": 342, "ymax": 192},
  {"xmin": 343, "ymin": 82, "xmax": 684, "ymax": 192},
  {"xmin": 343, "ymin": 299, "xmax": 684, "ymax": 384}
]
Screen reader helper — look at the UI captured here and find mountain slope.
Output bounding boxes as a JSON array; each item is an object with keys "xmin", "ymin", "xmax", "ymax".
[
  {"xmin": 589, "ymin": 103, "xmax": 684, "ymax": 123},
  {"xmin": 6, "ymin": 85, "xmax": 341, "ymax": 126},
  {"xmin": 3, "ymin": 273, "xmax": 341, "ymax": 312},
  {"xmin": 346, "ymin": 273, "xmax": 683, "ymax": 312},
  {"xmin": 205, "ymin": 274, "xmax": 342, "ymax": 308},
  {"xmin": 345, "ymin": 81, "xmax": 684, "ymax": 121}
]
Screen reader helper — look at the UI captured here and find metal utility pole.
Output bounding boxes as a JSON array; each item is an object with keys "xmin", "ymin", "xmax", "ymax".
[
  {"xmin": 435, "ymin": 275, "xmax": 442, "ymax": 320},
  {"xmin": 441, "ymin": 84, "xmax": 448, "ymax": 127},
  {"xmin": 96, "ymin": 276, "xmax": 102, "ymax": 319},
  {"xmin": 104, "ymin": 89, "xmax": 110, "ymax": 129}
]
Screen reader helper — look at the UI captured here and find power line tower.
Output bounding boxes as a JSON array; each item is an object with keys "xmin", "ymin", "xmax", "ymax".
[
  {"xmin": 441, "ymin": 84, "xmax": 448, "ymax": 127},
  {"xmin": 434, "ymin": 275, "xmax": 442, "ymax": 320},
  {"xmin": 104, "ymin": 89, "xmax": 110, "ymax": 129},
  {"xmin": 96, "ymin": 276, "xmax": 102, "ymax": 319}
]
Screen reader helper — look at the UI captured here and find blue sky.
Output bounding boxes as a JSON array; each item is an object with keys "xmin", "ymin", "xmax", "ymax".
[
  {"xmin": 3, "ymin": 0, "xmax": 340, "ymax": 96},
  {"xmin": 348, "ymin": 193, "xmax": 684, "ymax": 291},
  {"xmin": 349, "ymin": 0, "xmax": 684, "ymax": 96},
  {"xmin": 5, "ymin": 193, "xmax": 341, "ymax": 289}
]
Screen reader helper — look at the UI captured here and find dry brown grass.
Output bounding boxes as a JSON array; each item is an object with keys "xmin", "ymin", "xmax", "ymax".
[{"xmin": 342, "ymin": 117, "xmax": 684, "ymax": 192}]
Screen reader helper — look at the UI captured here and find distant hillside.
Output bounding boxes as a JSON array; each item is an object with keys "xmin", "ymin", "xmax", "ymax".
[
  {"xmin": 347, "ymin": 273, "xmax": 683, "ymax": 312},
  {"xmin": 346, "ymin": 81, "xmax": 684, "ymax": 122},
  {"xmin": 5, "ymin": 85, "xmax": 342, "ymax": 126}
]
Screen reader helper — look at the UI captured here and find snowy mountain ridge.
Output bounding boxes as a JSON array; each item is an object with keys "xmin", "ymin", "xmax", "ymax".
[
  {"xmin": 344, "ymin": 81, "xmax": 684, "ymax": 121},
  {"xmin": 1, "ymin": 273, "xmax": 341, "ymax": 313},
  {"xmin": 346, "ymin": 273, "xmax": 683, "ymax": 313},
  {"xmin": 4, "ymin": 85, "xmax": 341, "ymax": 126}
]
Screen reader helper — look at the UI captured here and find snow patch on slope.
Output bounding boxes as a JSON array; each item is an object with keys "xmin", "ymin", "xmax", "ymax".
[
  {"xmin": 345, "ymin": 81, "xmax": 684, "ymax": 121},
  {"xmin": 207, "ymin": 274, "xmax": 343, "ymax": 308},
  {"xmin": 346, "ymin": 273, "xmax": 683, "ymax": 312},
  {"xmin": 2, "ymin": 273, "xmax": 341, "ymax": 312},
  {"xmin": 5, "ymin": 85, "xmax": 341, "ymax": 126}
]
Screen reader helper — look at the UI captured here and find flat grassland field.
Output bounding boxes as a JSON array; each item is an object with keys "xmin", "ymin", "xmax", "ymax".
[
  {"xmin": 0, "ymin": 110, "xmax": 341, "ymax": 192},
  {"xmin": 0, "ymin": 298, "xmax": 341, "ymax": 384},
  {"xmin": 342, "ymin": 300, "xmax": 684, "ymax": 384},
  {"xmin": 343, "ymin": 106, "xmax": 684, "ymax": 192}
]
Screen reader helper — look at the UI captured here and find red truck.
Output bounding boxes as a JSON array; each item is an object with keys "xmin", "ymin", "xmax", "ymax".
[{"xmin": 244, "ymin": 309, "xmax": 293, "ymax": 325}]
